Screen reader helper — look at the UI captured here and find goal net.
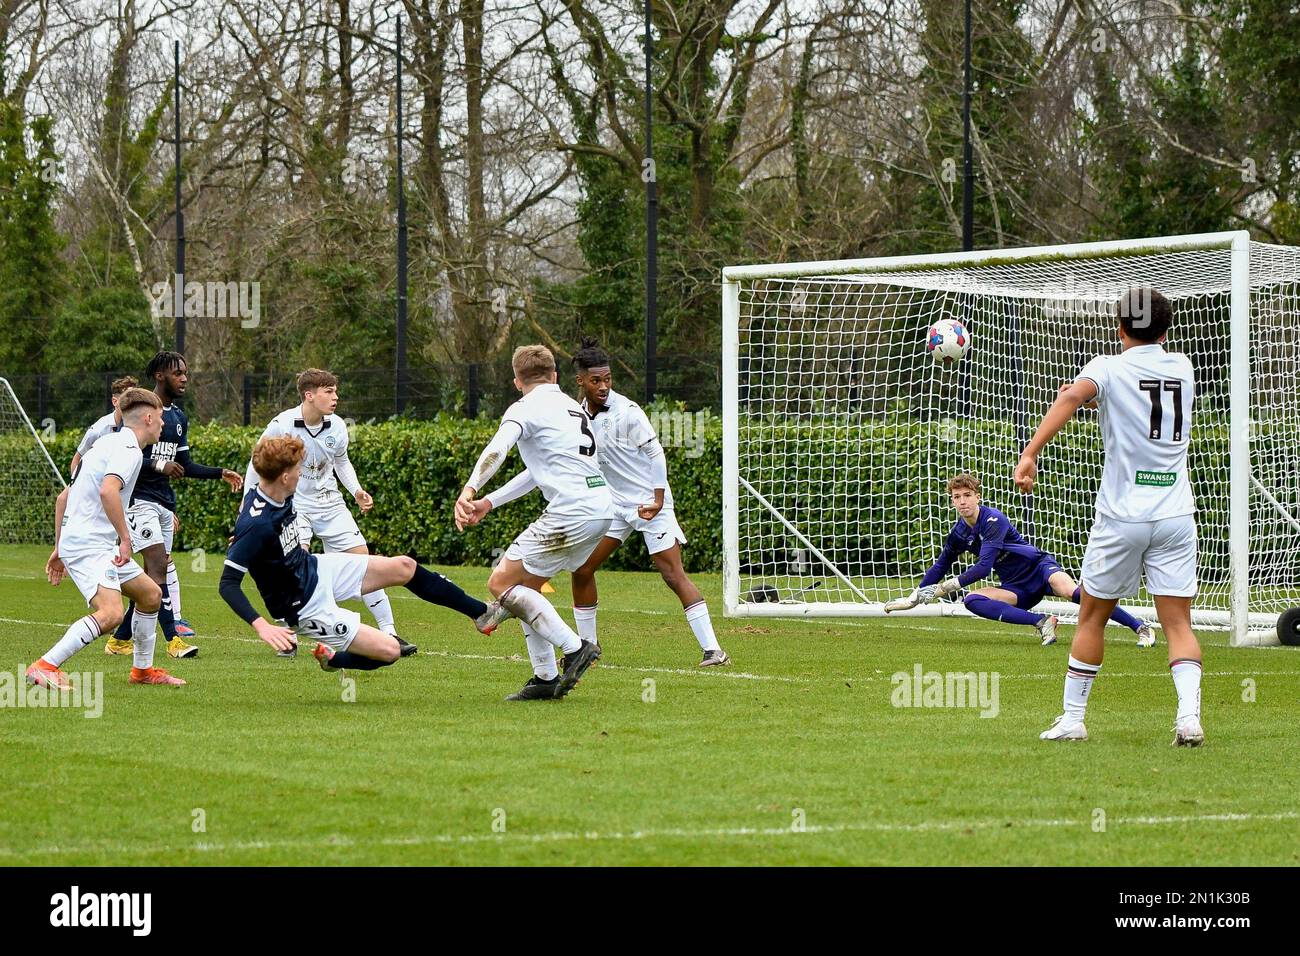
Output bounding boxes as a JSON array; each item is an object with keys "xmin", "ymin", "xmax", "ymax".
[
  {"xmin": 0, "ymin": 377, "xmax": 67, "ymax": 545},
  {"xmin": 722, "ymin": 232, "xmax": 1300, "ymax": 646}
]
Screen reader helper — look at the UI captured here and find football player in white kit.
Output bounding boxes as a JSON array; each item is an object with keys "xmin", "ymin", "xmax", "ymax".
[
  {"xmin": 483, "ymin": 339, "xmax": 729, "ymax": 665},
  {"xmin": 68, "ymin": 376, "xmax": 136, "ymax": 477},
  {"xmin": 30, "ymin": 389, "xmax": 186, "ymax": 689},
  {"xmin": 243, "ymin": 369, "xmax": 414, "ymax": 657},
  {"xmin": 1016, "ymin": 289, "xmax": 1203, "ymax": 746},
  {"xmin": 455, "ymin": 345, "xmax": 611, "ymax": 701}
]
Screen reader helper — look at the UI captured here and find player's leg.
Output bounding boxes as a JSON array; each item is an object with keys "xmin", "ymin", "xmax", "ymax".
[
  {"xmin": 360, "ymin": 554, "xmax": 502, "ymax": 634},
  {"xmin": 344, "ymin": 541, "xmax": 399, "ymax": 632},
  {"xmin": 121, "ymin": 571, "xmax": 184, "ymax": 685},
  {"xmin": 29, "ymin": 563, "xmax": 127, "ymax": 689},
  {"xmin": 313, "ymin": 623, "xmax": 402, "ymax": 670},
  {"xmin": 318, "ymin": 503, "xmax": 399, "ymax": 636},
  {"xmin": 1048, "ymin": 571, "xmax": 1153, "ymax": 646},
  {"xmin": 648, "ymin": 539, "xmax": 729, "ymax": 665},
  {"xmin": 1146, "ymin": 514, "xmax": 1203, "ymax": 746},
  {"xmin": 570, "ymin": 535, "xmax": 622, "ymax": 646},
  {"xmin": 961, "ymin": 585, "xmax": 1056, "ymax": 644},
  {"xmin": 1042, "ymin": 516, "xmax": 1144, "ymax": 741},
  {"xmin": 167, "ymin": 553, "xmax": 195, "ymax": 640}
]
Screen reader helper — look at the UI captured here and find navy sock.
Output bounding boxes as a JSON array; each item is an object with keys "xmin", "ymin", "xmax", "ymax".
[
  {"xmin": 158, "ymin": 598, "xmax": 179, "ymax": 640},
  {"xmin": 328, "ymin": 650, "xmax": 393, "ymax": 670},
  {"xmin": 964, "ymin": 593, "xmax": 1044, "ymax": 627},
  {"xmin": 405, "ymin": 565, "xmax": 487, "ymax": 620},
  {"xmin": 115, "ymin": 604, "xmax": 134, "ymax": 641},
  {"xmin": 1072, "ymin": 586, "xmax": 1144, "ymax": 632}
]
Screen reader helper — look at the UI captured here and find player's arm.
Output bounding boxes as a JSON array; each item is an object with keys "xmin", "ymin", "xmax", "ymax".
[
  {"xmin": 331, "ymin": 438, "xmax": 372, "ymax": 513},
  {"xmin": 46, "ymin": 486, "xmax": 71, "ymax": 583},
  {"xmin": 176, "ymin": 445, "xmax": 243, "ymax": 492},
  {"xmin": 885, "ymin": 537, "xmax": 960, "ymax": 612},
  {"xmin": 219, "ymin": 540, "xmax": 295, "ymax": 651},
  {"xmin": 464, "ymin": 469, "xmax": 538, "ymax": 527},
  {"xmin": 1015, "ymin": 379, "xmax": 1099, "ymax": 493},
  {"xmin": 638, "ymin": 435, "xmax": 669, "ymax": 520},
  {"xmin": 456, "ymin": 420, "xmax": 523, "ymax": 530}
]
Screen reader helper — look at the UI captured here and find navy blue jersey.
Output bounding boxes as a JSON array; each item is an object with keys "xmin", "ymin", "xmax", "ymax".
[
  {"xmin": 132, "ymin": 404, "xmax": 188, "ymax": 509},
  {"xmin": 921, "ymin": 505, "xmax": 1055, "ymax": 590},
  {"xmin": 223, "ymin": 487, "xmax": 318, "ymax": 625}
]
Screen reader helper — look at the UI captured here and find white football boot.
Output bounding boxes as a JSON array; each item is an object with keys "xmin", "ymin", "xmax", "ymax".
[
  {"xmin": 1136, "ymin": 623, "xmax": 1157, "ymax": 648},
  {"xmin": 1039, "ymin": 713, "xmax": 1088, "ymax": 741},
  {"xmin": 1035, "ymin": 614, "xmax": 1059, "ymax": 646},
  {"xmin": 1172, "ymin": 716, "xmax": 1205, "ymax": 747}
]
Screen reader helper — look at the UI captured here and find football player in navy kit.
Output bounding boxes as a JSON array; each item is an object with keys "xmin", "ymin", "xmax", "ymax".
[{"xmin": 106, "ymin": 351, "xmax": 244, "ymax": 659}]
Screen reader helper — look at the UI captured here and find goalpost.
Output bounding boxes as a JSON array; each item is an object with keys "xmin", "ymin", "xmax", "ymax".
[
  {"xmin": 0, "ymin": 378, "xmax": 67, "ymax": 545},
  {"xmin": 722, "ymin": 231, "xmax": 1300, "ymax": 647}
]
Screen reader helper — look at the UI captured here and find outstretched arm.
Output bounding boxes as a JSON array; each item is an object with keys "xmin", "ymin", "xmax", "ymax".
[
  {"xmin": 1015, "ymin": 379, "xmax": 1098, "ymax": 493},
  {"xmin": 219, "ymin": 561, "xmax": 295, "ymax": 652},
  {"xmin": 177, "ymin": 446, "xmax": 243, "ymax": 492}
]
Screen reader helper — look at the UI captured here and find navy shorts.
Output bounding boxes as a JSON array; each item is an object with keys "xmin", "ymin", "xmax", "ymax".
[{"xmin": 1000, "ymin": 559, "xmax": 1065, "ymax": 611}]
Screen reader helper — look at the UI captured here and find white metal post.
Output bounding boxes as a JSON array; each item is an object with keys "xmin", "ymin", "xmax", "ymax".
[
  {"xmin": 721, "ymin": 276, "xmax": 741, "ymax": 615},
  {"xmin": 1227, "ymin": 232, "xmax": 1251, "ymax": 646}
]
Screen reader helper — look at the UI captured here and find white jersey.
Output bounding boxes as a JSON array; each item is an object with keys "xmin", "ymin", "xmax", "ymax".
[
  {"xmin": 501, "ymin": 384, "xmax": 613, "ymax": 518},
  {"xmin": 76, "ymin": 412, "xmax": 120, "ymax": 456},
  {"xmin": 582, "ymin": 389, "xmax": 673, "ymax": 511},
  {"xmin": 1077, "ymin": 344, "xmax": 1196, "ymax": 522},
  {"xmin": 245, "ymin": 406, "xmax": 356, "ymax": 514},
  {"xmin": 59, "ymin": 428, "xmax": 144, "ymax": 554}
]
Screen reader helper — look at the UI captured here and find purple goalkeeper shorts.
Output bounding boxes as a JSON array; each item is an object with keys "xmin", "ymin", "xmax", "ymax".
[{"xmin": 1000, "ymin": 558, "xmax": 1065, "ymax": 611}]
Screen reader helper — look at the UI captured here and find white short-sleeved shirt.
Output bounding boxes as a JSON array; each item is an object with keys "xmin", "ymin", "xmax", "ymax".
[
  {"xmin": 60, "ymin": 428, "xmax": 144, "ymax": 554},
  {"xmin": 501, "ymin": 384, "xmax": 613, "ymax": 518},
  {"xmin": 246, "ymin": 407, "xmax": 351, "ymax": 513},
  {"xmin": 582, "ymin": 389, "xmax": 673, "ymax": 511},
  {"xmin": 1077, "ymin": 344, "xmax": 1196, "ymax": 522},
  {"xmin": 76, "ymin": 412, "xmax": 120, "ymax": 456}
]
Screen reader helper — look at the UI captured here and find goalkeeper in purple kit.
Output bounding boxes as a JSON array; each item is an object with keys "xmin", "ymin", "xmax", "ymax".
[{"xmin": 885, "ymin": 473, "xmax": 1154, "ymax": 647}]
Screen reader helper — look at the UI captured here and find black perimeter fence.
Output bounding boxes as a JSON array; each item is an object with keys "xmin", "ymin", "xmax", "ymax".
[{"xmin": 3, "ymin": 352, "xmax": 720, "ymax": 431}]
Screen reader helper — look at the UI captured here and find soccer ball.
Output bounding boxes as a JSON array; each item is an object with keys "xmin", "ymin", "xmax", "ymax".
[{"xmin": 927, "ymin": 318, "xmax": 972, "ymax": 366}]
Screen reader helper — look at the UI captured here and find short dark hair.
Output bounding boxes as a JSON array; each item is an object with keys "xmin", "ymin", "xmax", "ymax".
[
  {"xmin": 1116, "ymin": 288, "xmax": 1172, "ymax": 342},
  {"xmin": 110, "ymin": 376, "xmax": 138, "ymax": 396},
  {"xmin": 572, "ymin": 336, "xmax": 610, "ymax": 373},
  {"xmin": 296, "ymin": 368, "xmax": 338, "ymax": 395},
  {"xmin": 947, "ymin": 473, "xmax": 980, "ymax": 495},
  {"xmin": 145, "ymin": 350, "xmax": 186, "ymax": 381}
]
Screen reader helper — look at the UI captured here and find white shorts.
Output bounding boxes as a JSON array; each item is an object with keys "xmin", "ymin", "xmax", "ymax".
[
  {"xmin": 127, "ymin": 501, "xmax": 174, "ymax": 554},
  {"xmin": 61, "ymin": 548, "xmax": 145, "ymax": 606},
  {"xmin": 1081, "ymin": 513, "xmax": 1198, "ymax": 600},
  {"xmin": 607, "ymin": 507, "xmax": 687, "ymax": 556},
  {"xmin": 296, "ymin": 502, "xmax": 365, "ymax": 553},
  {"xmin": 294, "ymin": 552, "xmax": 370, "ymax": 650},
  {"xmin": 504, "ymin": 514, "xmax": 613, "ymax": 578}
]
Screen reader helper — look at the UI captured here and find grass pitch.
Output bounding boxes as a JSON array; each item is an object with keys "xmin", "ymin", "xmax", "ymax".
[{"xmin": 1, "ymin": 543, "xmax": 1298, "ymax": 866}]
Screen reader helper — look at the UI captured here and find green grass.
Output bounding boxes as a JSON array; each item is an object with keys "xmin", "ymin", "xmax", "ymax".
[{"xmin": 1, "ymin": 543, "xmax": 1298, "ymax": 866}]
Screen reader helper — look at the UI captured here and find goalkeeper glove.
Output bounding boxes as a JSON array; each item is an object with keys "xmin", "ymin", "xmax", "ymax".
[
  {"xmin": 884, "ymin": 589, "xmax": 921, "ymax": 613},
  {"xmin": 932, "ymin": 576, "xmax": 963, "ymax": 598}
]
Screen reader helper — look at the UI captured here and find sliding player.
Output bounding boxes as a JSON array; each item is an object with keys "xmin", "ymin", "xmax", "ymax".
[
  {"xmin": 29, "ymin": 389, "xmax": 185, "ymax": 689},
  {"xmin": 482, "ymin": 338, "xmax": 729, "ymax": 666},
  {"xmin": 108, "ymin": 352, "xmax": 243, "ymax": 659},
  {"xmin": 69, "ymin": 376, "xmax": 137, "ymax": 476},
  {"xmin": 454, "ymin": 345, "xmax": 610, "ymax": 701},
  {"xmin": 885, "ymin": 473, "xmax": 1155, "ymax": 648},
  {"xmin": 221, "ymin": 436, "xmax": 506, "ymax": 673},
  {"xmin": 1016, "ymin": 289, "xmax": 1203, "ymax": 745},
  {"xmin": 242, "ymin": 369, "xmax": 411, "ymax": 655}
]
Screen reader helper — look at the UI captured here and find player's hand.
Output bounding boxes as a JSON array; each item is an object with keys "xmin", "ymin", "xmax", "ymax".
[
  {"xmin": 916, "ymin": 584, "xmax": 939, "ymax": 604},
  {"xmin": 1014, "ymin": 454, "xmax": 1037, "ymax": 493},
  {"xmin": 253, "ymin": 619, "xmax": 297, "ymax": 653},
  {"xmin": 221, "ymin": 469, "xmax": 244, "ymax": 492},
  {"xmin": 454, "ymin": 488, "xmax": 477, "ymax": 531},
  {"xmin": 161, "ymin": 461, "xmax": 185, "ymax": 479},
  {"xmin": 354, "ymin": 489, "xmax": 374, "ymax": 513},
  {"xmin": 884, "ymin": 589, "xmax": 920, "ymax": 613},
  {"xmin": 637, "ymin": 501, "xmax": 664, "ymax": 522},
  {"xmin": 114, "ymin": 539, "xmax": 132, "ymax": 567},
  {"xmin": 45, "ymin": 551, "xmax": 66, "ymax": 586}
]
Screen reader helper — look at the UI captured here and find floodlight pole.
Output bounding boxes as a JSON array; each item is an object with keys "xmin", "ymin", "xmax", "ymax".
[
  {"xmin": 174, "ymin": 40, "xmax": 186, "ymax": 353},
  {"xmin": 644, "ymin": 0, "xmax": 657, "ymax": 405},
  {"xmin": 395, "ymin": 16, "xmax": 409, "ymax": 415},
  {"xmin": 961, "ymin": 0, "xmax": 973, "ymax": 251}
]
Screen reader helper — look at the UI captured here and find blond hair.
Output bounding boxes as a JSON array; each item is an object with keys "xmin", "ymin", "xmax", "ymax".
[
  {"xmin": 117, "ymin": 388, "xmax": 163, "ymax": 418},
  {"xmin": 512, "ymin": 345, "xmax": 556, "ymax": 385}
]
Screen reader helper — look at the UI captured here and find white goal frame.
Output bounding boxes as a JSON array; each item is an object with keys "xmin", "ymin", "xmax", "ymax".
[{"xmin": 722, "ymin": 231, "xmax": 1287, "ymax": 647}]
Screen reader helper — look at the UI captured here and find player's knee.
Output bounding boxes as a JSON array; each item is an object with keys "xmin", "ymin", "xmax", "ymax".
[
  {"xmin": 379, "ymin": 640, "xmax": 401, "ymax": 664},
  {"xmin": 137, "ymin": 579, "xmax": 162, "ymax": 612},
  {"xmin": 96, "ymin": 605, "xmax": 124, "ymax": 632},
  {"xmin": 487, "ymin": 567, "xmax": 512, "ymax": 598},
  {"xmin": 393, "ymin": 555, "xmax": 416, "ymax": 581}
]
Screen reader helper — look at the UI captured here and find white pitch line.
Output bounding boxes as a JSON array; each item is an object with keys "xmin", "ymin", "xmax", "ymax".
[{"xmin": 3, "ymin": 809, "xmax": 1296, "ymax": 860}]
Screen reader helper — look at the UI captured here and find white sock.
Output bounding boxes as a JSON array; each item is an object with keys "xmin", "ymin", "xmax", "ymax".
[
  {"xmin": 500, "ymin": 585, "xmax": 581, "ymax": 654},
  {"xmin": 1170, "ymin": 658, "xmax": 1202, "ymax": 723},
  {"xmin": 523, "ymin": 623, "xmax": 558, "ymax": 680},
  {"xmin": 1064, "ymin": 655, "xmax": 1100, "ymax": 723},
  {"xmin": 573, "ymin": 604, "xmax": 598, "ymax": 645},
  {"xmin": 132, "ymin": 609, "xmax": 159, "ymax": 669},
  {"xmin": 684, "ymin": 600, "xmax": 720, "ymax": 652},
  {"xmin": 166, "ymin": 561, "xmax": 182, "ymax": 618},
  {"xmin": 43, "ymin": 615, "xmax": 102, "ymax": 668},
  {"xmin": 364, "ymin": 589, "xmax": 396, "ymax": 634}
]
